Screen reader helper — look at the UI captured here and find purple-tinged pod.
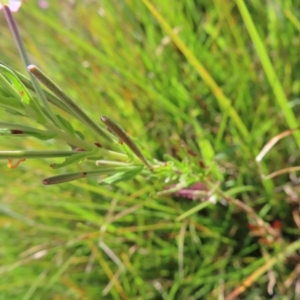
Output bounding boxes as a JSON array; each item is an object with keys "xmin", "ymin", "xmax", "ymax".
[{"xmin": 100, "ymin": 116, "xmax": 152, "ymax": 170}]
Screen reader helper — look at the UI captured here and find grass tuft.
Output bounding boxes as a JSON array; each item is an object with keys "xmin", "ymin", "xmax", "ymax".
[{"xmin": 0, "ymin": 1, "xmax": 300, "ymax": 299}]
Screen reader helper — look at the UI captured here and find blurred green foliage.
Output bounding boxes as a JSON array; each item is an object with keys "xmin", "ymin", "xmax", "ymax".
[{"xmin": 0, "ymin": 0, "xmax": 300, "ymax": 299}]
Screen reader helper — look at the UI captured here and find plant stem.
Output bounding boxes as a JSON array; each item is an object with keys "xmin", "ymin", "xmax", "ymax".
[
  {"xmin": 43, "ymin": 123, "xmax": 128, "ymax": 160},
  {"xmin": 45, "ymin": 123, "xmax": 93, "ymax": 150},
  {"xmin": 0, "ymin": 148, "xmax": 128, "ymax": 162},
  {"xmin": 2, "ymin": 6, "xmax": 63, "ymax": 128},
  {"xmin": 0, "ymin": 150, "xmax": 79, "ymax": 159},
  {"xmin": 0, "ymin": 122, "xmax": 53, "ymax": 135}
]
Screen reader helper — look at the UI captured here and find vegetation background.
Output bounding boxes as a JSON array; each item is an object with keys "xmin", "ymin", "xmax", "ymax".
[{"xmin": 0, "ymin": 0, "xmax": 300, "ymax": 299}]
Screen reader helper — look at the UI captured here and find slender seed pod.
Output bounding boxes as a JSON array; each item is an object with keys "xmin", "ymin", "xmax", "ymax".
[
  {"xmin": 100, "ymin": 116, "xmax": 152, "ymax": 170},
  {"xmin": 42, "ymin": 167, "xmax": 137, "ymax": 185},
  {"xmin": 27, "ymin": 65, "xmax": 114, "ymax": 143}
]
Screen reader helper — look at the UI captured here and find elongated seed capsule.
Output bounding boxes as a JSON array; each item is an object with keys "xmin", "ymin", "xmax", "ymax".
[
  {"xmin": 42, "ymin": 172, "xmax": 86, "ymax": 185},
  {"xmin": 100, "ymin": 116, "xmax": 152, "ymax": 170},
  {"xmin": 42, "ymin": 167, "xmax": 138, "ymax": 185},
  {"xmin": 27, "ymin": 65, "xmax": 114, "ymax": 143}
]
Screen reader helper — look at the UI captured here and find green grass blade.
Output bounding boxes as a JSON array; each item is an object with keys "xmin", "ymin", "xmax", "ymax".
[{"xmin": 236, "ymin": 0, "xmax": 300, "ymax": 149}]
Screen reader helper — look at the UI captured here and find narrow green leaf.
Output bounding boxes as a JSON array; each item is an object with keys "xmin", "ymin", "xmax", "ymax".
[
  {"xmin": 100, "ymin": 165, "xmax": 144, "ymax": 185},
  {"xmin": 0, "ymin": 122, "xmax": 56, "ymax": 140},
  {"xmin": 3, "ymin": 108, "xmax": 25, "ymax": 117},
  {"xmin": 236, "ymin": 0, "xmax": 300, "ymax": 150},
  {"xmin": 0, "ymin": 95, "xmax": 25, "ymax": 113},
  {"xmin": 0, "ymin": 129, "xmax": 55, "ymax": 140},
  {"xmin": 0, "ymin": 70, "xmax": 22, "ymax": 100},
  {"xmin": 50, "ymin": 148, "xmax": 98, "ymax": 169},
  {"xmin": 0, "ymin": 64, "xmax": 44, "ymax": 121},
  {"xmin": 55, "ymin": 114, "xmax": 76, "ymax": 136}
]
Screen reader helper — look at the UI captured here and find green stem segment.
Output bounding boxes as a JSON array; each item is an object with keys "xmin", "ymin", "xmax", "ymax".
[
  {"xmin": 0, "ymin": 122, "xmax": 53, "ymax": 135},
  {"xmin": 45, "ymin": 123, "xmax": 94, "ymax": 151},
  {"xmin": 2, "ymin": 6, "xmax": 62, "ymax": 128},
  {"xmin": 0, "ymin": 150, "xmax": 80, "ymax": 159},
  {"xmin": 0, "ymin": 148, "xmax": 128, "ymax": 161}
]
